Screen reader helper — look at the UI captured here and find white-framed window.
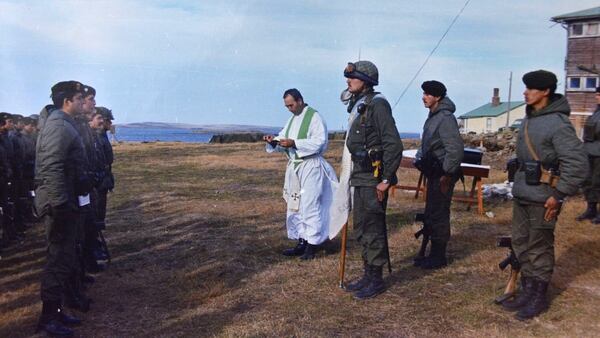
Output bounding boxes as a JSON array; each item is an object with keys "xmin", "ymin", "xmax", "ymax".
[
  {"xmin": 567, "ymin": 76, "xmax": 599, "ymax": 91},
  {"xmin": 486, "ymin": 118, "xmax": 492, "ymax": 131},
  {"xmin": 570, "ymin": 22, "xmax": 600, "ymax": 38}
]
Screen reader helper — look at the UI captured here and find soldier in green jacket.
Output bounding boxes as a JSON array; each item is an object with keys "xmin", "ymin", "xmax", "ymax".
[
  {"xmin": 501, "ymin": 70, "xmax": 587, "ymax": 320},
  {"xmin": 414, "ymin": 81, "xmax": 464, "ymax": 269},
  {"xmin": 576, "ymin": 86, "xmax": 600, "ymax": 223},
  {"xmin": 35, "ymin": 81, "xmax": 90, "ymax": 336},
  {"xmin": 343, "ymin": 60, "xmax": 404, "ymax": 299}
]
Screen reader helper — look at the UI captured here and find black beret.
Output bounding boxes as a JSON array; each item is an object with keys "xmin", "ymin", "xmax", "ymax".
[
  {"xmin": 522, "ymin": 70, "xmax": 557, "ymax": 90},
  {"xmin": 51, "ymin": 81, "xmax": 84, "ymax": 97},
  {"xmin": 83, "ymin": 85, "xmax": 96, "ymax": 97},
  {"xmin": 421, "ymin": 80, "xmax": 447, "ymax": 97},
  {"xmin": 0, "ymin": 112, "xmax": 12, "ymax": 120}
]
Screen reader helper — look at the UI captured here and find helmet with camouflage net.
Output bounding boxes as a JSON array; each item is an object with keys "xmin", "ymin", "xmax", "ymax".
[{"xmin": 344, "ymin": 60, "xmax": 379, "ymax": 86}]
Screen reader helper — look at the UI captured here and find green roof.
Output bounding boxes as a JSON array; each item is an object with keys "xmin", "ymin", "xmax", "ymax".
[
  {"xmin": 552, "ymin": 6, "xmax": 600, "ymax": 22},
  {"xmin": 458, "ymin": 101, "xmax": 525, "ymax": 119}
]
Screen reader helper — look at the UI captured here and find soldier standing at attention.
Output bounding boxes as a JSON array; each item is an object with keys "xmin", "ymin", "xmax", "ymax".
[
  {"xmin": 501, "ymin": 70, "xmax": 587, "ymax": 320},
  {"xmin": 414, "ymin": 81, "xmax": 464, "ymax": 269},
  {"xmin": 342, "ymin": 60, "xmax": 403, "ymax": 299},
  {"xmin": 576, "ymin": 86, "xmax": 600, "ymax": 223},
  {"xmin": 35, "ymin": 81, "xmax": 89, "ymax": 336}
]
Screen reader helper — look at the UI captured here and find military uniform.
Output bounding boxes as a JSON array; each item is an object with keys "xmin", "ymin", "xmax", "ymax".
[
  {"xmin": 343, "ymin": 61, "xmax": 403, "ymax": 299},
  {"xmin": 415, "ymin": 81, "xmax": 464, "ymax": 269},
  {"xmin": 35, "ymin": 81, "xmax": 88, "ymax": 336},
  {"xmin": 95, "ymin": 107, "xmax": 115, "ymax": 228},
  {"xmin": 502, "ymin": 70, "xmax": 587, "ymax": 320},
  {"xmin": 577, "ymin": 92, "xmax": 600, "ymax": 222}
]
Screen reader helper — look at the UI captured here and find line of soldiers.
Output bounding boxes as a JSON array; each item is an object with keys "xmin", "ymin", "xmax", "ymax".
[
  {"xmin": 0, "ymin": 81, "xmax": 116, "ymax": 337},
  {"xmin": 0, "ymin": 113, "xmax": 39, "ymax": 250}
]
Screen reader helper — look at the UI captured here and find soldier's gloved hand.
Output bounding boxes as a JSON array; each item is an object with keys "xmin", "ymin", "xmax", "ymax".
[{"xmin": 544, "ymin": 196, "xmax": 562, "ymax": 221}]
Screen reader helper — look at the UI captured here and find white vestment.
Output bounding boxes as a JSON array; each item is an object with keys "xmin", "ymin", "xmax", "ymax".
[{"xmin": 266, "ymin": 106, "xmax": 338, "ymax": 245}]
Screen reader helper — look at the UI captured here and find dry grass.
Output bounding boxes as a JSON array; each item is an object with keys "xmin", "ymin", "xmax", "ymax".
[{"xmin": 1, "ymin": 140, "xmax": 600, "ymax": 337}]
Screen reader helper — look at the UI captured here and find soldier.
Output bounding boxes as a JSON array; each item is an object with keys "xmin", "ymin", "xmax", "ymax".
[
  {"xmin": 263, "ymin": 89, "xmax": 338, "ymax": 260},
  {"xmin": 35, "ymin": 81, "xmax": 89, "ymax": 336},
  {"xmin": 19, "ymin": 117, "xmax": 37, "ymax": 222},
  {"xmin": 414, "ymin": 81, "xmax": 464, "ymax": 269},
  {"xmin": 342, "ymin": 61, "xmax": 403, "ymax": 299},
  {"xmin": 0, "ymin": 114, "xmax": 12, "ymax": 249},
  {"xmin": 576, "ymin": 86, "xmax": 600, "ymax": 223},
  {"xmin": 0, "ymin": 112, "xmax": 18, "ymax": 241},
  {"xmin": 94, "ymin": 107, "xmax": 115, "ymax": 232},
  {"xmin": 501, "ymin": 70, "xmax": 587, "ymax": 320}
]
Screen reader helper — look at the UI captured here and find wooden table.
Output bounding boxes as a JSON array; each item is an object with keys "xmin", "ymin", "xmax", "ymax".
[{"xmin": 390, "ymin": 150, "xmax": 491, "ymax": 215}]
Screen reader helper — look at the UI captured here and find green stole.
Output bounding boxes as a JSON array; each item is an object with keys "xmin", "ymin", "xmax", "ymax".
[{"xmin": 284, "ymin": 106, "xmax": 316, "ymax": 169}]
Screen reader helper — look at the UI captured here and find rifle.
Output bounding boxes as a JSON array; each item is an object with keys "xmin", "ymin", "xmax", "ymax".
[
  {"xmin": 338, "ymin": 223, "xmax": 348, "ymax": 288},
  {"xmin": 413, "ymin": 213, "xmax": 430, "ymax": 266},
  {"xmin": 494, "ymin": 236, "xmax": 520, "ymax": 304}
]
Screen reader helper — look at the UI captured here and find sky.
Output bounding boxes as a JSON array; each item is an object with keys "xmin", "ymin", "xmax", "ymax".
[{"xmin": 0, "ymin": 1, "xmax": 598, "ymax": 132}]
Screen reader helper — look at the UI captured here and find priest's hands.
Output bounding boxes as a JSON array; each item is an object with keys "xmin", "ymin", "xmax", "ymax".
[
  {"xmin": 376, "ymin": 182, "xmax": 390, "ymax": 202},
  {"xmin": 263, "ymin": 135, "xmax": 274, "ymax": 142},
  {"xmin": 278, "ymin": 138, "xmax": 295, "ymax": 148}
]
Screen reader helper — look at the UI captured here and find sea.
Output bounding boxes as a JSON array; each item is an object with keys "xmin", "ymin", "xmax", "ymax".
[{"xmin": 115, "ymin": 127, "xmax": 419, "ymax": 143}]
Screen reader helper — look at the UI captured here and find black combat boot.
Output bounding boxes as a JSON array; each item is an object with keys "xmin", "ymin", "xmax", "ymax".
[
  {"xmin": 300, "ymin": 244, "xmax": 319, "ymax": 260},
  {"xmin": 36, "ymin": 301, "xmax": 74, "ymax": 337},
  {"xmin": 421, "ymin": 241, "xmax": 448, "ymax": 270},
  {"xmin": 516, "ymin": 279, "xmax": 549, "ymax": 320},
  {"xmin": 576, "ymin": 202, "xmax": 597, "ymax": 221},
  {"xmin": 57, "ymin": 305, "xmax": 82, "ymax": 326},
  {"xmin": 502, "ymin": 276, "xmax": 533, "ymax": 311},
  {"xmin": 345, "ymin": 263, "xmax": 370, "ymax": 292},
  {"xmin": 282, "ymin": 238, "xmax": 307, "ymax": 256},
  {"xmin": 354, "ymin": 265, "xmax": 386, "ymax": 300}
]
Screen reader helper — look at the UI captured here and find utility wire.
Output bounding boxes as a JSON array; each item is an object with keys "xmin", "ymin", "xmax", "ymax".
[{"xmin": 392, "ymin": 0, "xmax": 471, "ymax": 110}]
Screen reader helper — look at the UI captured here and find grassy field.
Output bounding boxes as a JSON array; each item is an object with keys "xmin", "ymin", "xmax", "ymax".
[{"xmin": 1, "ymin": 140, "xmax": 600, "ymax": 337}]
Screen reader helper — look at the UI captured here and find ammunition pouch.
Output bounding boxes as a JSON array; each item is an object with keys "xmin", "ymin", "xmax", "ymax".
[
  {"xmin": 506, "ymin": 158, "xmax": 519, "ymax": 183},
  {"xmin": 583, "ymin": 121, "xmax": 597, "ymax": 142},
  {"xmin": 521, "ymin": 160, "xmax": 560, "ymax": 187},
  {"xmin": 351, "ymin": 148, "xmax": 383, "ymax": 178}
]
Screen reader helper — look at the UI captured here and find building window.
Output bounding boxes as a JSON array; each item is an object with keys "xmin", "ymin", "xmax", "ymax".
[
  {"xmin": 571, "ymin": 24, "xmax": 583, "ymax": 36},
  {"xmin": 586, "ymin": 77, "xmax": 598, "ymax": 90},
  {"xmin": 568, "ymin": 77, "xmax": 599, "ymax": 91},
  {"xmin": 486, "ymin": 118, "xmax": 492, "ymax": 131},
  {"xmin": 570, "ymin": 22, "xmax": 600, "ymax": 37},
  {"xmin": 569, "ymin": 77, "xmax": 581, "ymax": 89}
]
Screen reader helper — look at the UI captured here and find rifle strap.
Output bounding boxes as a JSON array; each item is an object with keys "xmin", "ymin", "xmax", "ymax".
[{"xmin": 523, "ymin": 120, "xmax": 540, "ymax": 161}]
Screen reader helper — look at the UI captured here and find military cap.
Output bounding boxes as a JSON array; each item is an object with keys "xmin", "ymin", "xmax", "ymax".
[
  {"xmin": 344, "ymin": 60, "xmax": 379, "ymax": 86},
  {"xmin": 421, "ymin": 80, "xmax": 447, "ymax": 98},
  {"xmin": 51, "ymin": 81, "xmax": 85, "ymax": 97},
  {"xmin": 83, "ymin": 85, "xmax": 96, "ymax": 97},
  {"xmin": 29, "ymin": 114, "xmax": 40, "ymax": 120},
  {"xmin": 96, "ymin": 106, "xmax": 114, "ymax": 120},
  {"xmin": 0, "ymin": 112, "xmax": 12, "ymax": 121},
  {"xmin": 11, "ymin": 114, "xmax": 24, "ymax": 123},
  {"xmin": 522, "ymin": 70, "xmax": 557, "ymax": 90},
  {"xmin": 22, "ymin": 117, "xmax": 35, "ymax": 125}
]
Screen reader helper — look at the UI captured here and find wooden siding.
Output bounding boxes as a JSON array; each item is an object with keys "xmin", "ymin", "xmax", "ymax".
[{"xmin": 565, "ymin": 25, "xmax": 600, "ymax": 113}]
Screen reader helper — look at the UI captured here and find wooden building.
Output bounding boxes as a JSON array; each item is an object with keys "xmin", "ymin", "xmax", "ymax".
[{"xmin": 552, "ymin": 6, "xmax": 600, "ymax": 135}]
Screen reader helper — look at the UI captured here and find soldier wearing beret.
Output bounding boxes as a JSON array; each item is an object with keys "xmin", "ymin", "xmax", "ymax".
[
  {"xmin": 0, "ymin": 113, "xmax": 14, "ymax": 249},
  {"xmin": 414, "ymin": 80, "xmax": 464, "ymax": 269},
  {"xmin": 342, "ymin": 60, "xmax": 403, "ymax": 299},
  {"xmin": 19, "ymin": 117, "xmax": 37, "ymax": 222},
  {"xmin": 576, "ymin": 86, "xmax": 600, "ymax": 223},
  {"xmin": 501, "ymin": 70, "xmax": 587, "ymax": 320},
  {"xmin": 35, "ymin": 80, "xmax": 88, "ymax": 336}
]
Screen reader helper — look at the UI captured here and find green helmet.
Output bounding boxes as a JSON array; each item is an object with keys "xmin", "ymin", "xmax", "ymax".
[{"xmin": 344, "ymin": 60, "xmax": 379, "ymax": 86}]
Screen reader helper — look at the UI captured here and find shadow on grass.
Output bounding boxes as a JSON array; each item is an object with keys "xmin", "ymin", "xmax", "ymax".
[{"xmin": 551, "ymin": 238, "xmax": 600, "ymax": 300}]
